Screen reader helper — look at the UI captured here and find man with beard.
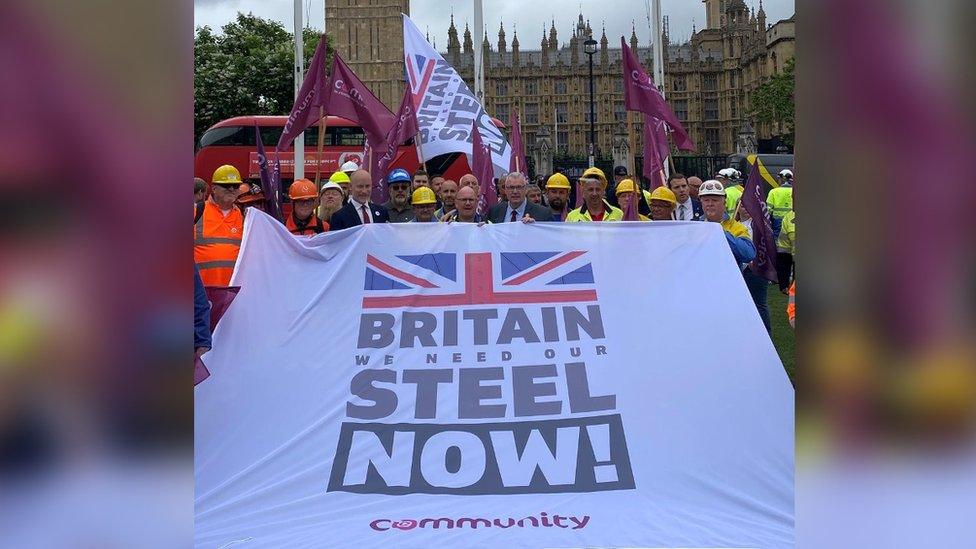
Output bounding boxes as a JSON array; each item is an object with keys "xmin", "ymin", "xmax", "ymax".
[
  {"xmin": 544, "ymin": 173, "xmax": 571, "ymax": 221},
  {"xmin": 435, "ymin": 179, "xmax": 458, "ymax": 218},
  {"xmin": 381, "ymin": 168, "xmax": 414, "ymax": 223}
]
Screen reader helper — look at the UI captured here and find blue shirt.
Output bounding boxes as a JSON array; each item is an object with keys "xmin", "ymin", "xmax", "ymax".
[{"xmin": 503, "ymin": 200, "xmax": 527, "ymax": 222}]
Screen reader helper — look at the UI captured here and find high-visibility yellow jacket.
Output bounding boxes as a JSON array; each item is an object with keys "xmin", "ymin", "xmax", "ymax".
[
  {"xmin": 766, "ymin": 185, "xmax": 793, "ymax": 220},
  {"xmin": 725, "ymin": 185, "xmax": 743, "ymax": 216},
  {"xmin": 776, "ymin": 210, "xmax": 796, "ymax": 254},
  {"xmin": 565, "ymin": 202, "xmax": 624, "ymax": 222}
]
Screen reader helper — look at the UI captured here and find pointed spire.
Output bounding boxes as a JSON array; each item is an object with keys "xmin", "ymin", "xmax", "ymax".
[
  {"xmin": 512, "ymin": 23, "xmax": 519, "ymax": 49},
  {"xmin": 463, "ymin": 22, "xmax": 473, "ymax": 54}
]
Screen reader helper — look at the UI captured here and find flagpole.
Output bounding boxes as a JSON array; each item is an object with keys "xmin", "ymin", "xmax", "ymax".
[
  {"xmin": 651, "ymin": 0, "xmax": 670, "ymax": 180},
  {"xmin": 473, "ymin": 0, "xmax": 485, "ymax": 105},
  {"xmin": 315, "ymin": 107, "xmax": 328, "ymax": 186},
  {"xmin": 293, "ymin": 0, "xmax": 305, "ymax": 180},
  {"xmin": 627, "ymin": 111, "xmax": 636, "ymax": 179}
]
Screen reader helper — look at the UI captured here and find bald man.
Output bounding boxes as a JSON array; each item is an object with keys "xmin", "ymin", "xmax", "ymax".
[
  {"xmin": 435, "ymin": 179, "xmax": 458, "ymax": 218},
  {"xmin": 328, "ymin": 169, "xmax": 390, "ymax": 230},
  {"xmin": 458, "ymin": 173, "xmax": 480, "ymax": 195},
  {"xmin": 441, "ymin": 185, "xmax": 486, "ymax": 223},
  {"xmin": 688, "ymin": 176, "xmax": 703, "ymax": 199}
]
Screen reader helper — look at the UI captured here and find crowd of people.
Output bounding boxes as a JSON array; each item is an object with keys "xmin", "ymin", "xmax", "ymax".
[{"xmin": 193, "ymin": 160, "xmax": 795, "ymax": 358}]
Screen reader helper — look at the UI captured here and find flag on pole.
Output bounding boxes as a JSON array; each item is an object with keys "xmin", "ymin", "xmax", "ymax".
[
  {"xmin": 471, "ymin": 117, "xmax": 498, "ymax": 215},
  {"xmin": 642, "ymin": 115, "xmax": 671, "ymax": 189},
  {"xmin": 508, "ymin": 108, "xmax": 526, "ymax": 174},
  {"xmin": 742, "ymin": 160, "xmax": 779, "ymax": 283},
  {"xmin": 369, "ymin": 86, "xmax": 420, "ymax": 204},
  {"xmin": 278, "ymin": 37, "xmax": 396, "ymax": 154},
  {"xmin": 255, "ymin": 125, "xmax": 283, "ymax": 221},
  {"xmin": 403, "ymin": 14, "xmax": 512, "ymax": 176},
  {"xmin": 621, "ymin": 38, "xmax": 695, "ymax": 151}
]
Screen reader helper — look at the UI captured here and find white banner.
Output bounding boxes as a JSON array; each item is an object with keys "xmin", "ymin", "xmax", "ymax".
[
  {"xmin": 195, "ymin": 211, "xmax": 794, "ymax": 548},
  {"xmin": 402, "ymin": 14, "xmax": 512, "ymax": 176}
]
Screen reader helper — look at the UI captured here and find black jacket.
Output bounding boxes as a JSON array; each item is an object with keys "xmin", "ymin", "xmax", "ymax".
[
  {"xmin": 487, "ymin": 201, "xmax": 555, "ymax": 223},
  {"xmin": 328, "ymin": 201, "xmax": 390, "ymax": 231}
]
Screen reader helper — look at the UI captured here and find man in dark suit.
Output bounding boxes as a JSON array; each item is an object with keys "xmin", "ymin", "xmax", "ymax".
[
  {"xmin": 487, "ymin": 172, "xmax": 554, "ymax": 223},
  {"xmin": 328, "ymin": 169, "xmax": 389, "ymax": 230},
  {"xmin": 668, "ymin": 173, "xmax": 705, "ymax": 221}
]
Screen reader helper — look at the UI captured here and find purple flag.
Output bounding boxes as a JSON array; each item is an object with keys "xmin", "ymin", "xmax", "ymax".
[
  {"xmin": 471, "ymin": 118, "xmax": 498, "ymax": 215},
  {"xmin": 508, "ymin": 108, "xmax": 527, "ymax": 174},
  {"xmin": 255, "ymin": 125, "xmax": 283, "ymax": 221},
  {"xmin": 621, "ymin": 38, "xmax": 695, "ymax": 151},
  {"xmin": 370, "ymin": 86, "xmax": 420, "ymax": 204},
  {"xmin": 194, "ymin": 355, "xmax": 210, "ymax": 386},
  {"xmin": 278, "ymin": 38, "xmax": 396, "ymax": 153},
  {"xmin": 204, "ymin": 286, "xmax": 241, "ymax": 334},
  {"xmin": 742, "ymin": 161, "xmax": 779, "ymax": 283},
  {"xmin": 642, "ymin": 114, "xmax": 670, "ymax": 188}
]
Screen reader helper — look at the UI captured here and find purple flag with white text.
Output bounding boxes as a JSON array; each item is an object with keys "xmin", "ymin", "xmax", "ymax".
[
  {"xmin": 742, "ymin": 160, "xmax": 778, "ymax": 283},
  {"xmin": 278, "ymin": 38, "xmax": 395, "ymax": 154},
  {"xmin": 255, "ymin": 125, "xmax": 282, "ymax": 221},
  {"xmin": 622, "ymin": 38, "xmax": 695, "ymax": 151},
  {"xmin": 642, "ymin": 114, "xmax": 670, "ymax": 189},
  {"xmin": 471, "ymin": 118, "xmax": 498, "ymax": 215},
  {"xmin": 370, "ymin": 86, "xmax": 420, "ymax": 204}
]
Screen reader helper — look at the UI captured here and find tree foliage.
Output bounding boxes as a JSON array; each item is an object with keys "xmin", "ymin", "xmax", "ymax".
[
  {"xmin": 750, "ymin": 57, "xmax": 795, "ymax": 145},
  {"xmin": 194, "ymin": 14, "xmax": 331, "ymax": 144}
]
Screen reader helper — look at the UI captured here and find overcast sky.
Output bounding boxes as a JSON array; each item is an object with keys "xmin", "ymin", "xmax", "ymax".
[{"xmin": 195, "ymin": 0, "xmax": 795, "ymax": 47}]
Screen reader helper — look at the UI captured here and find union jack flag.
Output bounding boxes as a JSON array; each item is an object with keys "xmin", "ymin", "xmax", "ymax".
[
  {"xmin": 405, "ymin": 54, "xmax": 437, "ymax": 110},
  {"xmin": 363, "ymin": 251, "xmax": 598, "ymax": 309}
]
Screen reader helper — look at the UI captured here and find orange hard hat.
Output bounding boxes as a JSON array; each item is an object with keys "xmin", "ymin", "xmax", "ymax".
[{"xmin": 289, "ymin": 179, "xmax": 318, "ymax": 200}]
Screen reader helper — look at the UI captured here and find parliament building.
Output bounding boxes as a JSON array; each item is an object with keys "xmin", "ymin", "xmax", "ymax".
[{"xmin": 326, "ymin": 0, "xmax": 795, "ymax": 158}]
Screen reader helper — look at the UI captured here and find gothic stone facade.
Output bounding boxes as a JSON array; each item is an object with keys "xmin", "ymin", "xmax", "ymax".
[{"xmin": 326, "ymin": 0, "xmax": 794, "ymax": 158}]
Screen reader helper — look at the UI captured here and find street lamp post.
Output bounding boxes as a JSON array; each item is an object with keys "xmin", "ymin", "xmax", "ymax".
[{"xmin": 583, "ymin": 38, "xmax": 598, "ymax": 168}]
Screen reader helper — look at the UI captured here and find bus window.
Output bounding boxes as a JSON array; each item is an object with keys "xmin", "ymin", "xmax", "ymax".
[
  {"xmin": 199, "ymin": 126, "xmax": 248, "ymax": 148},
  {"xmin": 330, "ymin": 126, "xmax": 365, "ymax": 146}
]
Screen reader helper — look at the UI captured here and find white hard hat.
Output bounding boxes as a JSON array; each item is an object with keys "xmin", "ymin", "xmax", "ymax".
[
  {"xmin": 779, "ymin": 169, "xmax": 794, "ymax": 178},
  {"xmin": 698, "ymin": 180, "xmax": 726, "ymax": 197},
  {"xmin": 716, "ymin": 168, "xmax": 734, "ymax": 178},
  {"xmin": 320, "ymin": 181, "xmax": 344, "ymax": 194},
  {"xmin": 340, "ymin": 160, "xmax": 360, "ymax": 173}
]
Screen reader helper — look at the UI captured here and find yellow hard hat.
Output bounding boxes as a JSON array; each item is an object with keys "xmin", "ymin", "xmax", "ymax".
[
  {"xmin": 328, "ymin": 171, "xmax": 351, "ymax": 184},
  {"xmin": 649, "ymin": 185, "xmax": 677, "ymax": 206},
  {"xmin": 411, "ymin": 186, "xmax": 437, "ymax": 206},
  {"xmin": 289, "ymin": 179, "xmax": 318, "ymax": 200},
  {"xmin": 212, "ymin": 164, "xmax": 243, "ymax": 185},
  {"xmin": 580, "ymin": 167, "xmax": 607, "ymax": 188},
  {"xmin": 614, "ymin": 178, "xmax": 640, "ymax": 196},
  {"xmin": 545, "ymin": 173, "xmax": 571, "ymax": 190}
]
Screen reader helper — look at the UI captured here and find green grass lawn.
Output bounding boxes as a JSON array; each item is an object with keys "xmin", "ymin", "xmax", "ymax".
[{"xmin": 767, "ymin": 287, "xmax": 795, "ymax": 383}]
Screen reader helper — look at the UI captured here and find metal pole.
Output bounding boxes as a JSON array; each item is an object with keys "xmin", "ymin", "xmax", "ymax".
[
  {"xmin": 473, "ymin": 0, "xmax": 484, "ymax": 104},
  {"xmin": 293, "ymin": 0, "xmax": 305, "ymax": 180},
  {"xmin": 588, "ymin": 53, "xmax": 595, "ymax": 168}
]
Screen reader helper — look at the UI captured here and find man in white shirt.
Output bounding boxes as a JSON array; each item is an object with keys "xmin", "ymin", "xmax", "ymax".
[{"xmin": 668, "ymin": 173, "xmax": 704, "ymax": 221}]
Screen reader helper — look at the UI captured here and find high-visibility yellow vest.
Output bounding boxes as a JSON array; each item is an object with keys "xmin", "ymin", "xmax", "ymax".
[
  {"xmin": 766, "ymin": 186, "xmax": 793, "ymax": 219},
  {"xmin": 725, "ymin": 185, "xmax": 743, "ymax": 216}
]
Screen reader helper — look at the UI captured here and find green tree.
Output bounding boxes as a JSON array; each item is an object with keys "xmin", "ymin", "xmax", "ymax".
[
  {"xmin": 750, "ymin": 57, "xmax": 795, "ymax": 146},
  {"xmin": 194, "ymin": 14, "xmax": 330, "ymax": 144}
]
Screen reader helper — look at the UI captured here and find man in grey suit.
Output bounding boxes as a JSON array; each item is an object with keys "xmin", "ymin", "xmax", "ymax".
[{"xmin": 488, "ymin": 172, "xmax": 554, "ymax": 223}]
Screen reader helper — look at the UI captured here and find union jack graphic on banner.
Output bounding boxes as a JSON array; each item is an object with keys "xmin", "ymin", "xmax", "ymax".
[
  {"xmin": 404, "ymin": 54, "xmax": 436, "ymax": 109},
  {"xmin": 363, "ymin": 251, "xmax": 598, "ymax": 309}
]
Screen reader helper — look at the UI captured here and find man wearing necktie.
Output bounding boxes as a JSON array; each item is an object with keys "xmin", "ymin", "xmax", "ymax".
[
  {"xmin": 328, "ymin": 169, "xmax": 390, "ymax": 230},
  {"xmin": 668, "ymin": 173, "xmax": 704, "ymax": 221},
  {"xmin": 488, "ymin": 172, "xmax": 554, "ymax": 223}
]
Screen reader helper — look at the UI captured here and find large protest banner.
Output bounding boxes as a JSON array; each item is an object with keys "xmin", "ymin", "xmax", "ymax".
[
  {"xmin": 195, "ymin": 213, "xmax": 794, "ymax": 548},
  {"xmin": 403, "ymin": 14, "xmax": 512, "ymax": 176}
]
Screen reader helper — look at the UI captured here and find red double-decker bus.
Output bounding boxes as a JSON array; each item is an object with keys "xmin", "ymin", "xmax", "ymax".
[{"xmin": 194, "ymin": 115, "xmax": 505, "ymax": 193}]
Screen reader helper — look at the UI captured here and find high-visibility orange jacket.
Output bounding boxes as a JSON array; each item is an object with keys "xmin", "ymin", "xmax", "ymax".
[
  {"xmin": 285, "ymin": 212, "xmax": 328, "ymax": 236},
  {"xmin": 787, "ymin": 282, "xmax": 796, "ymax": 327},
  {"xmin": 194, "ymin": 199, "xmax": 243, "ymax": 286}
]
